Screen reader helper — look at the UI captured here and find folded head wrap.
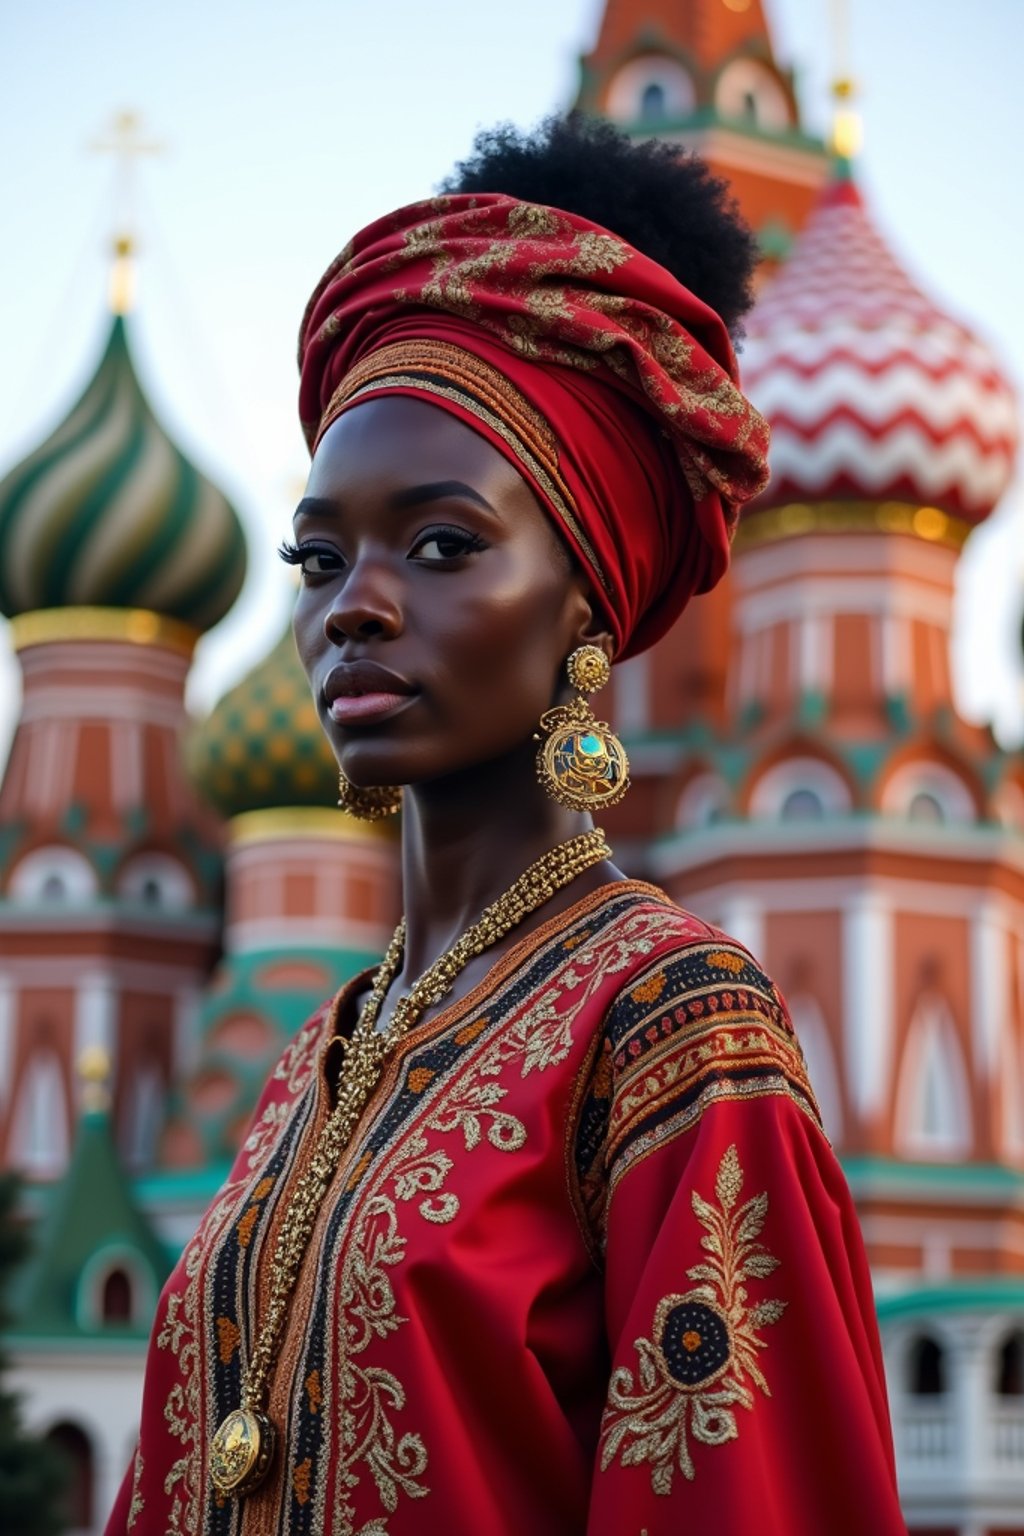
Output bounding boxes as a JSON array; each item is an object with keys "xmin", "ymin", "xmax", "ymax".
[{"xmin": 298, "ymin": 194, "xmax": 768, "ymax": 658}]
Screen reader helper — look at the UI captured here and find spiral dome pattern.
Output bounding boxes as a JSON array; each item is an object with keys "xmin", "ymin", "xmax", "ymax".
[
  {"xmin": 0, "ymin": 317, "xmax": 246, "ymax": 630},
  {"xmin": 188, "ymin": 625, "xmax": 339, "ymax": 818},
  {"xmin": 742, "ymin": 178, "xmax": 1018, "ymax": 524}
]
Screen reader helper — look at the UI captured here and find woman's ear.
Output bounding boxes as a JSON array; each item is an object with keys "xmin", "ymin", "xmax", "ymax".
[{"xmin": 564, "ymin": 572, "xmax": 616, "ymax": 665}]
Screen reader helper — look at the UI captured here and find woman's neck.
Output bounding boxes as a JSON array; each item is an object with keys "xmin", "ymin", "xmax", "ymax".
[{"xmin": 395, "ymin": 741, "xmax": 597, "ymax": 980}]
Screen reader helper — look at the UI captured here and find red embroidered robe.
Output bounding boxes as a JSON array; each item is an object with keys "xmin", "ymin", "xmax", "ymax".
[{"xmin": 107, "ymin": 883, "xmax": 906, "ymax": 1535}]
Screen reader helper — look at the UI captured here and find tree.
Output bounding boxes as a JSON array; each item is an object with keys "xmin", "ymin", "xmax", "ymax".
[{"xmin": 0, "ymin": 1172, "xmax": 67, "ymax": 1536}]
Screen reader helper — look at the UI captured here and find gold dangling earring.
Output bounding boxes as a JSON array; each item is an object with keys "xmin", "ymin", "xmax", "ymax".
[
  {"xmin": 337, "ymin": 770, "xmax": 402, "ymax": 821},
  {"xmin": 535, "ymin": 644, "xmax": 630, "ymax": 811}
]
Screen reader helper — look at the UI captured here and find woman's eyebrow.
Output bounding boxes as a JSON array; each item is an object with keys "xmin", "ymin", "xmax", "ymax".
[
  {"xmin": 389, "ymin": 480, "xmax": 497, "ymax": 514},
  {"xmin": 293, "ymin": 481, "xmax": 499, "ymax": 525},
  {"xmin": 292, "ymin": 496, "xmax": 337, "ymax": 524}
]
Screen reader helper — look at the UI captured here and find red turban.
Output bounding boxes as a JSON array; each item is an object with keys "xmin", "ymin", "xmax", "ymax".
[{"xmin": 298, "ymin": 195, "xmax": 768, "ymax": 658}]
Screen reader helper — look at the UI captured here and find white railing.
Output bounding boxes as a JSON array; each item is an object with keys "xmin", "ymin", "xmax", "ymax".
[
  {"xmin": 899, "ymin": 1403, "xmax": 955, "ymax": 1468},
  {"xmin": 896, "ymin": 1401, "xmax": 1024, "ymax": 1484},
  {"xmin": 991, "ymin": 1404, "xmax": 1024, "ymax": 1468}
]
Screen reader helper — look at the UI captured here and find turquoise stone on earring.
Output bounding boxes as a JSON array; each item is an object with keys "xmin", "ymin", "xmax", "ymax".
[{"xmin": 580, "ymin": 734, "xmax": 602, "ymax": 755}]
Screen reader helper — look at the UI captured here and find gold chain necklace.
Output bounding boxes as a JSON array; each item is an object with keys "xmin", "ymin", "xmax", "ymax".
[{"xmin": 209, "ymin": 827, "xmax": 610, "ymax": 1498}]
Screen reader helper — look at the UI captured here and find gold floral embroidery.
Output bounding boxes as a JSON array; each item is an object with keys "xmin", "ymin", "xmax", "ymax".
[
  {"xmin": 332, "ymin": 1195, "xmax": 430, "ymax": 1527},
  {"xmin": 599, "ymin": 1144, "xmax": 785, "ymax": 1492},
  {"xmin": 323, "ymin": 906, "xmax": 683, "ymax": 1531},
  {"xmin": 127, "ymin": 1450, "xmax": 144, "ymax": 1529}
]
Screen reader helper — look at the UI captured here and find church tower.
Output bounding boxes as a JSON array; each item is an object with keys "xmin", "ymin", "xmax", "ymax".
[
  {"xmin": 657, "ymin": 157, "xmax": 1024, "ymax": 1532},
  {"xmin": 576, "ymin": 0, "xmax": 828, "ymax": 261},
  {"xmin": 580, "ymin": 0, "xmax": 831, "ymax": 759},
  {"xmin": 0, "ymin": 259, "xmax": 247, "ymax": 1181}
]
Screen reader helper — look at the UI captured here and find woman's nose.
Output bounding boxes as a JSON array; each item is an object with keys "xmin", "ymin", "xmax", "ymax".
[{"xmin": 323, "ymin": 556, "xmax": 403, "ymax": 644}]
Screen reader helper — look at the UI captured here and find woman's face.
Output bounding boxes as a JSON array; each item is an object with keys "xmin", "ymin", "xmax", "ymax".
[{"xmin": 291, "ymin": 395, "xmax": 598, "ymax": 791}]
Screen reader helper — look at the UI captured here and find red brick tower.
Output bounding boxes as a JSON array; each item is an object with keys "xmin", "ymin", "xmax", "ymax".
[{"xmin": 579, "ymin": 0, "xmax": 831, "ymax": 761}]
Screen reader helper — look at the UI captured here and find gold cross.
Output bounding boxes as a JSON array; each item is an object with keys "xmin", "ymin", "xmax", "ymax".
[
  {"xmin": 89, "ymin": 111, "xmax": 163, "ymax": 312},
  {"xmin": 90, "ymin": 111, "xmax": 163, "ymax": 241}
]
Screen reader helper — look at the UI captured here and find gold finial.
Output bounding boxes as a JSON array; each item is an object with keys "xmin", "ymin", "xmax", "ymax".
[
  {"xmin": 89, "ymin": 110, "xmax": 163, "ymax": 315},
  {"xmin": 828, "ymin": 0, "xmax": 862, "ymax": 163},
  {"xmin": 830, "ymin": 76, "xmax": 863, "ymax": 162},
  {"xmin": 78, "ymin": 1045, "xmax": 112, "ymax": 1112}
]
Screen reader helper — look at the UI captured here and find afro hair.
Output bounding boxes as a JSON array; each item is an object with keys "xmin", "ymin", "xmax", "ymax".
[{"xmin": 442, "ymin": 113, "xmax": 759, "ymax": 340}]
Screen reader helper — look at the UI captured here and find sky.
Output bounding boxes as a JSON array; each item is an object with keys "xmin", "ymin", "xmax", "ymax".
[{"xmin": 0, "ymin": 0, "xmax": 1022, "ymax": 759}]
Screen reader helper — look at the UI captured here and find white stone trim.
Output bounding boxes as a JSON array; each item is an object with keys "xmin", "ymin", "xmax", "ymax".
[{"xmin": 842, "ymin": 893, "xmax": 894, "ymax": 1118}]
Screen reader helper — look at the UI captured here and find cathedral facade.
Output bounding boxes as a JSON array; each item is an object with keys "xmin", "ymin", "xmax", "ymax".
[{"xmin": 1, "ymin": 4, "xmax": 1022, "ymax": 1533}]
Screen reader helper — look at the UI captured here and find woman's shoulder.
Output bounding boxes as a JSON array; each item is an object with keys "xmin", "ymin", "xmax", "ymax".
[
  {"xmin": 585, "ymin": 880, "xmax": 780, "ymax": 1005},
  {"xmin": 570, "ymin": 886, "xmax": 821, "ymax": 1253}
]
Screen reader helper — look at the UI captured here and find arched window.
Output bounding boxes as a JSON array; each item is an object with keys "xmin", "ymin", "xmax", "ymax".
[
  {"xmin": 715, "ymin": 59, "xmax": 791, "ymax": 131},
  {"xmin": 997, "ymin": 1331, "xmax": 1024, "ymax": 1396},
  {"xmin": 749, "ymin": 757, "xmax": 852, "ymax": 821},
  {"xmin": 895, "ymin": 995, "xmax": 973, "ymax": 1159},
  {"xmin": 908, "ymin": 791, "xmax": 946, "ymax": 824},
  {"xmin": 882, "ymin": 762, "xmax": 976, "ymax": 825},
  {"xmin": 46, "ymin": 1421, "xmax": 94, "ymax": 1530},
  {"xmin": 780, "ymin": 788, "xmax": 825, "ymax": 822},
  {"xmin": 640, "ymin": 82, "xmax": 666, "ymax": 122},
  {"xmin": 907, "ymin": 1335, "xmax": 946, "ymax": 1396},
  {"xmin": 124, "ymin": 1060, "xmax": 165, "ymax": 1169},
  {"xmin": 606, "ymin": 55, "xmax": 696, "ymax": 124},
  {"xmin": 102, "ymin": 1267, "xmax": 134, "ymax": 1324},
  {"xmin": 676, "ymin": 772, "xmax": 729, "ymax": 830},
  {"xmin": 11, "ymin": 1051, "xmax": 69, "ymax": 1176},
  {"xmin": 788, "ymin": 996, "xmax": 843, "ymax": 1142},
  {"xmin": 117, "ymin": 854, "xmax": 194, "ymax": 912},
  {"xmin": 9, "ymin": 846, "xmax": 97, "ymax": 903}
]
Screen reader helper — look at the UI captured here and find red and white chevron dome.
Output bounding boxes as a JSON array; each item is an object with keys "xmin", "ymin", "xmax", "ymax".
[{"xmin": 741, "ymin": 178, "xmax": 1018, "ymax": 523}]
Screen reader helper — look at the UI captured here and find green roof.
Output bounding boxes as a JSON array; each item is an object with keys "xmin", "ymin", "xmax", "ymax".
[
  {"xmin": 9, "ymin": 1103, "xmax": 171, "ymax": 1341},
  {"xmin": 877, "ymin": 1280, "xmax": 1024, "ymax": 1321}
]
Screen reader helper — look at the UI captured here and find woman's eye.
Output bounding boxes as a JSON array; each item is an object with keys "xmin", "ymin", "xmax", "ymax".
[
  {"xmin": 300, "ymin": 548, "xmax": 341, "ymax": 575},
  {"xmin": 278, "ymin": 540, "xmax": 343, "ymax": 577},
  {"xmin": 411, "ymin": 527, "xmax": 485, "ymax": 562}
]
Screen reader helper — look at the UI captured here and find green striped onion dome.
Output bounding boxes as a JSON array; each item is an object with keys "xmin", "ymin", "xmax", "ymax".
[
  {"xmin": 187, "ymin": 625, "xmax": 340, "ymax": 817},
  {"xmin": 0, "ymin": 316, "xmax": 246, "ymax": 631}
]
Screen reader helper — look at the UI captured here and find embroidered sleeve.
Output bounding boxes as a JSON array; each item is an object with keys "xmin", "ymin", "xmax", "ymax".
[
  {"xmin": 577, "ymin": 943, "xmax": 906, "ymax": 1535},
  {"xmin": 599, "ymin": 1144, "xmax": 785, "ymax": 1493},
  {"xmin": 571, "ymin": 938, "xmax": 820, "ymax": 1254}
]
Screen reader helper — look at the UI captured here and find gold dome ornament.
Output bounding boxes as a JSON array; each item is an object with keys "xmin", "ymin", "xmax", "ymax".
[
  {"xmin": 337, "ymin": 769, "xmax": 402, "ymax": 820},
  {"xmin": 535, "ymin": 645, "xmax": 630, "ymax": 811}
]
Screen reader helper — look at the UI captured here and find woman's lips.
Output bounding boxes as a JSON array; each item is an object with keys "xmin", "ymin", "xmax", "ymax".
[{"xmin": 328, "ymin": 691, "xmax": 414, "ymax": 724}]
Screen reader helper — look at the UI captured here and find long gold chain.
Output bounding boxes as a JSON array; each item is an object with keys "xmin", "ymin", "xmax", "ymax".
[{"xmin": 210, "ymin": 827, "xmax": 610, "ymax": 1496}]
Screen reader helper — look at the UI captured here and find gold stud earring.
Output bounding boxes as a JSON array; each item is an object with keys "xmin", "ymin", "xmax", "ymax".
[
  {"xmin": 337, "ymin": 771, "xmax": 402, "ymax": 821},
  {"xmin": 535, "ymin": 644, "xmax": 630, "ymax": 811}
]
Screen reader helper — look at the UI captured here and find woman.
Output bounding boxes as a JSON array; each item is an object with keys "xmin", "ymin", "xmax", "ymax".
[{"xmin": 108, "ymin": 118, "xmax": 905, "ymax": 1535}]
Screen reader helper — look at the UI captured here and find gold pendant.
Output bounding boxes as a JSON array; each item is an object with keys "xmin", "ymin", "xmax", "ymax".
[
  {"xmin": 209, "ymin": 1406, "xmax": 275, "ymax": 1497},
  {"xmin": 536, "ymin": 716, "xmax": 629, "ymax": 811}
]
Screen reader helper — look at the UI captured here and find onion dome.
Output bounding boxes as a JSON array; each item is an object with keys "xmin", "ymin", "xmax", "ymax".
[
  {"xmin": 0, "ymin": 316, "xmax": 246, "ymax": 631},
  {"xmin": 742, "ymin": 177, "xmax": 1018, "ymax": 528},
  {"xmin": 188, "ymin": 624, "xmax": 339, "ymax": 817}
]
